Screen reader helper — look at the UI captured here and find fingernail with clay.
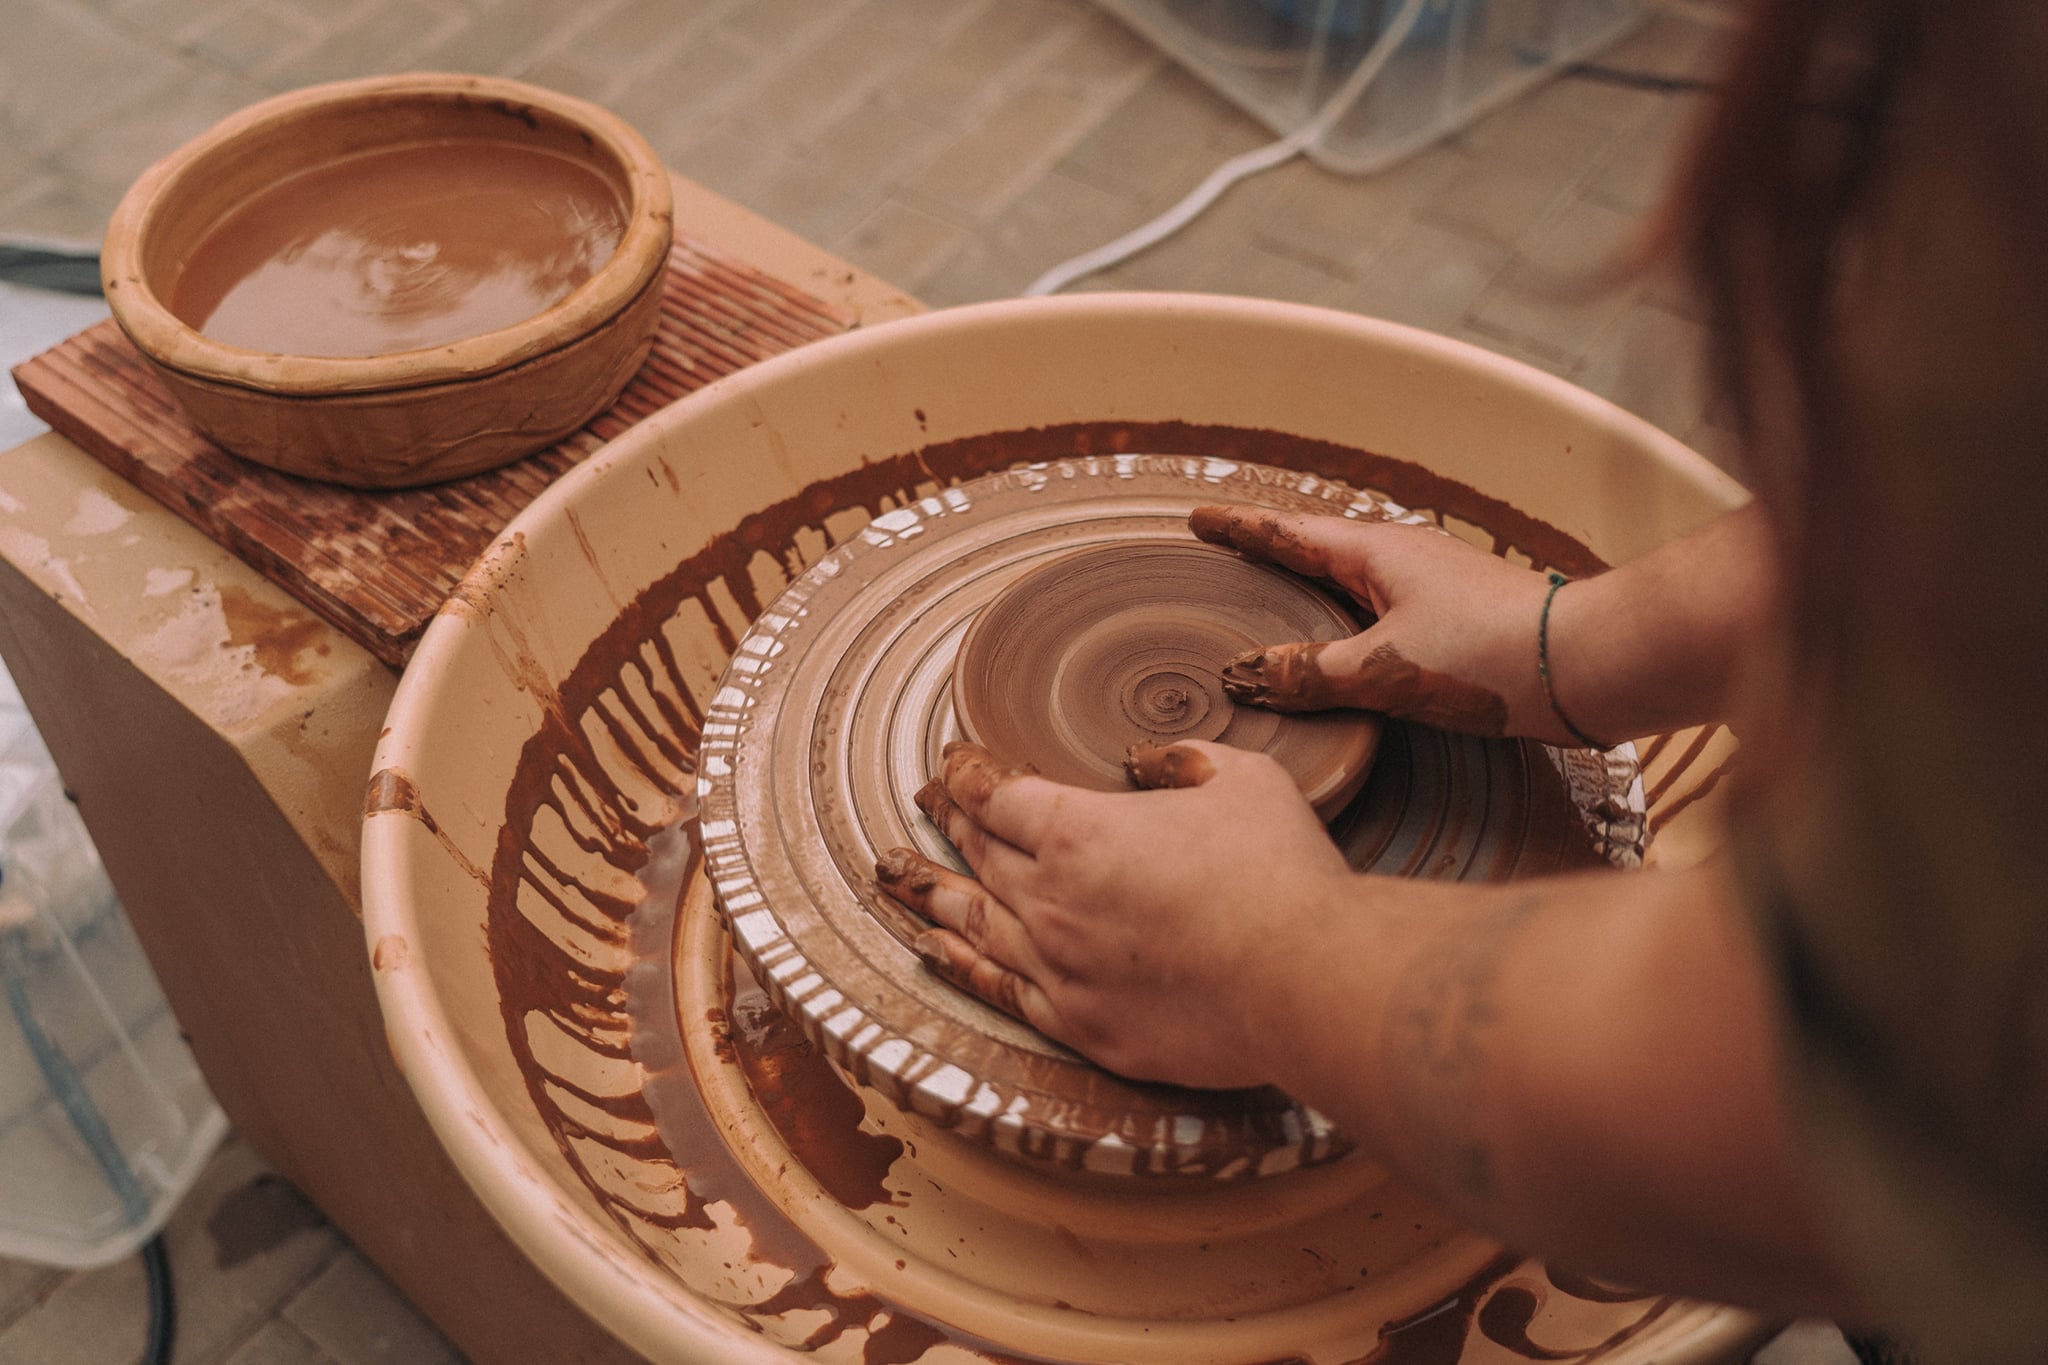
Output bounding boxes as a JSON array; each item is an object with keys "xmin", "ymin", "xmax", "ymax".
[
  {"xmin": 877, "ymin": 848, "xmax": 939, "ymax": 897},
  {"xmin": 1123, "ymin": 741, "xmax": 1155, "ymax": 785},
  {"xmin": 912, "ymin": 930, "xmax": 970, "ymax": 987},
  {"xmin": 1187, "ymin": 505, "xmax": 1236, "ymax": 547},
  {"xmin": 945, "ymin": 746, "xmax": 1004, "ymax": 804},
  {"xmin": 1220, "ymin": 648, "xmax": 1270, "ymax": 702},
  {"xmin": 913, "ymin": 778, "xmax": 947, "ymax": 816},
  {"xmin": 1126, "ymin": 740, "xmax": 1216, "ymax": 789},
  {"xmin": 1224, "ymin": 641, "xmax": 1327, "ymax": 710}
]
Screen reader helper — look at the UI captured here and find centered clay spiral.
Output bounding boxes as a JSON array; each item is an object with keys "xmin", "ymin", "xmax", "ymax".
[{"xmin": 952, "ymin": 541, "xmax": 1378, "ymax": 819}]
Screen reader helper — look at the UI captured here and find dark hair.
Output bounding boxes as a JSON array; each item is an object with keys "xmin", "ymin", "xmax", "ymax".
[
  {"xmin": 1674, "ymin": 0, "xmax": 1912, "ymax": 501},
  {"xmin": 1674, "ymin": 1, "xmax": 2048, "ymax": 517},
  {"xmin": 1675, "ymin": 6, "xmax": 2048, "ymax": 1351}
]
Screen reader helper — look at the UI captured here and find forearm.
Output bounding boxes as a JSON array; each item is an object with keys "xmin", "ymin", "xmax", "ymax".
[
  {"xmin": 1544, "ymin": 503, "xmax": 1775, "ymax": 743},
  {"xmin": 1262, "ymin": 858, "xmax": 1854, "ymax": 1316}
]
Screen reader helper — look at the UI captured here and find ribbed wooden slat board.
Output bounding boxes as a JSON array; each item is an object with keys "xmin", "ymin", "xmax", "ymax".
[{"xmin": 9, "ymin": 235, "xmax": 854, "ymax": 667}]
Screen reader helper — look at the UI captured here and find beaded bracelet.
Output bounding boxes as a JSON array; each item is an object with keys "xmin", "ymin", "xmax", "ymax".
[{"xmin": 1537, "ymin": 570, "xmax": 1608, "ymax": 750}]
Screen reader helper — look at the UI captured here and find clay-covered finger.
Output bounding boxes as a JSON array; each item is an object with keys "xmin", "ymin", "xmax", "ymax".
[
  {"xmin": 1220, "ymin": 639, "xmax": 1350, "ymax": 712},
  {"xmin": 874, "ymin": 846, "xmax": 1038, "ymax": 970},
  {"xmin": 936, "ymin": 740, "xmax": 1062, "ymax": 853},
  {"xmin": 1189, "ymin": 505, "xmax": 1344, "ymax": 580},
  {"xmin": 1189, "ymin": 505, "xmax": 1333, "ymax": 577},
  {"xmin": 1123, "ymin": 740, "xmax": 1219, "ymax": 790},
  {"xmin": 912, "ymin": 780, "xmax": 1037, "ymax": 886},
  {"xmin": 913, "ymin": 927, "xmax": 1063, "ymax": 1038},
  {"xmin": 1225, "ymin": 636, "xmax": 1509, "ymax": 734},
  {"xmin": 915, "ymin": 776, "xmax": 995, "ymax": 862}
]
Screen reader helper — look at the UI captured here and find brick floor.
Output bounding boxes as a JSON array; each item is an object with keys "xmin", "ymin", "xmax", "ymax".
[{"xmin": 0, "ymin": 0, "xmax": 1861, "ymax": 1360}]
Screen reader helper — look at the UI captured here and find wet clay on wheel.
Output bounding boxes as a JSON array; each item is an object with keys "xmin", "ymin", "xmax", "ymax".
[
  {"xmin": 951, "ymin": 540, "xmax": 1381, "ymax": 820},
  {"xmin": 693, "ymin": 454, "xmax": 1649, "ymax": 1187}
]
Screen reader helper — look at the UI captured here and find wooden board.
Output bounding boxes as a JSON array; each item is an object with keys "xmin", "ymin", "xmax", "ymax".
[{"xmin": 8, "ymin": 235, "xmax": 854, "ymax": 667}]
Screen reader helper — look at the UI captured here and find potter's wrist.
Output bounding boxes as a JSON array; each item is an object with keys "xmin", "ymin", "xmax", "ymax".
[
  {"xmin": 1291, "ymin": 876, "xmax": 1531, "ymax": 1169},
  {"xmin": 1480, "ymin": 570, "xmax": 1586, "ymax": 743},
  {"xmin": 1536, "ymin": 573, "xmax": 1615, "ymax": 748},
  {"xmin": 1527, "ymin": 569, "xmax": 1623, "ymax": 747},
  {"xmin": 1241, "ymin": 868, "xmax": 1365, "ymax": 1087},
  {"xmin": 1257, "ymin": 869, "xmax": 1423, "ymax": 1103}
]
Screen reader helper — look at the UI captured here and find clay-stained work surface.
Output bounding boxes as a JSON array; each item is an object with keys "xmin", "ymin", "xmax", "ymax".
[
  {"xmin": 694, "ymin": 456, "xmax": 1648, "ymax": 1186},
  {"xmin": 453, "ymin": 422, "xmax": 1741, "ymax": 1361},
  {"xmin": 8, "ymin": 233, "xmax": 852, "ymax": 666}
]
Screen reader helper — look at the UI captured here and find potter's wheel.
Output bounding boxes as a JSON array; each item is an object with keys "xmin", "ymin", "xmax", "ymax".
[
  {"xmin": 368, "ymin": 292, "xmax": 1766, "ymax": 1363},
  {"xmin": 697, "ymin": 455, "xmax": 1649, "ymax": 1182}
]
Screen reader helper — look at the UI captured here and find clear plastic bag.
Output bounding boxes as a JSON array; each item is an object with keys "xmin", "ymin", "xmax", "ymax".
[
  {"xmin": 0, "ymin": 662, "xmax": 225, "ymax": 1268},
  {"xmin": 1093, "ymin": 0, "xmax": 1648, "ymax": 173}
]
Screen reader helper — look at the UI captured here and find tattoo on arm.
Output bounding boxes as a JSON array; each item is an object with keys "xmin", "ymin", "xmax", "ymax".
[{"xmin": 1381, "ymin": 895, "xmax": 1541, "ymax": 1206}]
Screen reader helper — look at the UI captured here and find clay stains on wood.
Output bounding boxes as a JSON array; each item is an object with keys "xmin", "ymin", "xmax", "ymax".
[{"xmin": 11, "ymin": 234, "xmax": 854, "ymax": 666}]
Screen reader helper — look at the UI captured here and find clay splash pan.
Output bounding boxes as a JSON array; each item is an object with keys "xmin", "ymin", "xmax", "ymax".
[
  {"xmin": 363, "ymin": 294, "xmax": 1763, "ymax": 1363},
  {"xmin": 694, "ymin": 455, "xmax": 1642, "ymax": 1181}
]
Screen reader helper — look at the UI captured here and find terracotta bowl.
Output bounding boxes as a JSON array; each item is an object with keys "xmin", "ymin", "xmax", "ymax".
[
  {"xmin": 100, "ymin": 73, "xmax": 673, "ymax": 488},
  {"xmin": 362, "ymin": 294, "xmax": 1764, "ymax": 1362}
]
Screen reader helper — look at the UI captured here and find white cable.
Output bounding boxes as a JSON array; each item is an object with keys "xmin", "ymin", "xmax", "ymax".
[
  {"xmin": 1022, "ymin": 127, "xmax": 1305, "ymax": 297},
  {"xmin": 1024, "ymin": 0, "xmax": 1430, "ymax": 296}
]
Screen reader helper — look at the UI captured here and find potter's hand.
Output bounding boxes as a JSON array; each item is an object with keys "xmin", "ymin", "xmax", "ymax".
[
  {"xmin": 1190, "ymin": 505, "xmax": 1578, "ymax": 742},
  {"xmin": 875, "ymin": 739, "xmax": 1351, "ymax": 1089},
  {"xmin": 1193, "ymin": 503, "xmax": 1780, "ymax": 748},
  {"xmin": 878, "ymin": 739, "xmax": 1852, "ymax": 1321}
]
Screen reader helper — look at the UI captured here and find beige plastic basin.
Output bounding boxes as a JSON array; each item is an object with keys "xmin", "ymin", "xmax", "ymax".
[{"xmin": 362, "ymin": 293, "xmax": 1759, "ymax": 1363}]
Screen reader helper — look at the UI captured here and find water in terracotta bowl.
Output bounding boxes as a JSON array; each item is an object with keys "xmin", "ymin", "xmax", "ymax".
[
  {"xmin": 363, "ymin": 294, "xmax": 1765, "ymax": 1362},
  {"xmin": 169, "ymin": 137, "xmax": 627, "ymax": 359},
  {"xmin": 101, "ymin": 73, "xmax": 673, "ymax": 488}
]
